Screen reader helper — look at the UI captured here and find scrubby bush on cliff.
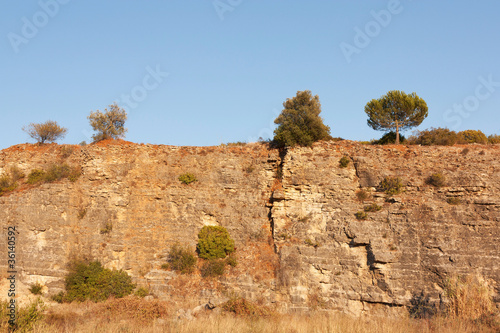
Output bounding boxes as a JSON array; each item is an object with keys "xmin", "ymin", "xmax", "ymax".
[
  {"xmin": 26, "ymin": 164, "xmax": 80, "ymax": 185},
  {"xmin": 23, "ymin": 120, "xmax": 67, "ymax": 144},
  {"xmin": 273, "ymin": 90, "xmax": 331, "ymax": 147},
  {"xmin": 408, "ymin": 127, "xmax": 459, "ymax": 146},
  {"xmin": 0, "ymin": 167, "xmax": 24, "ymax": 196},
  {"xmin": 380, "ymin": 176, "xmax": 403, "ymax": 195},
  {"xmin": 372, "ymin": 131, "xmax": 406, "ymax": 145},
  {"xmin": 178, "ymin": 173, "xmax": 197, "ymax": 185},
  {"xmin": 426, "ymin": 173, "xmax": 447, "ymax": 187},
  {"xmin": 364, "ymin": 203, "xmax": 382, "ymax": 212},
  {"xmin": 164, "ymin": 243, "xmax": 197, "ymax": 274},
  {"xmin": 338, "ymin": 156, "xmax": 350, "ymax": 168},
  {"xmin": 197, "ymin": 226, "xmax": 235, "ymax": 260},
  {"xmin": 201, "ymin": 259, "xmax": 225, "ymax": 278},
  {"xmin": 355, "ymin": 211, "xmax": 368, "ymax": 220},
  {"xmin": 458, "ymin": 130, "xmax": 488, "ymax": 144},
  {"xmin": 88, "ymin": 103, "xmax": 127, "ymax": 142},
  {"xmin": 221, "ymin": 297, "xmax": 273, "ymax": 316},
  {"xmin": 63, "ymin": 260, "xmax": 135, "ymax": 302}
]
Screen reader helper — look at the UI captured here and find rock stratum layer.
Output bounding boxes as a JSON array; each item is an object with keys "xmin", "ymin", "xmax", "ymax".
[{"xmin": 0, "ymin": 140, "xmax": 499, "ymax": 316}]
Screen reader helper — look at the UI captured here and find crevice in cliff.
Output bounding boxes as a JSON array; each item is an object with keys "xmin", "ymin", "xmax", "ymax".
[{"xmin": 268, "ymin": 147, "xmax": 288, "ymax": 252}]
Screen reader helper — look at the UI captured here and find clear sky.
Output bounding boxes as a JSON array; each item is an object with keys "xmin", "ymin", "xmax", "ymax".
[{"xmin": 1, "ymin": 1, "xmax": 499, "ymax": 149}]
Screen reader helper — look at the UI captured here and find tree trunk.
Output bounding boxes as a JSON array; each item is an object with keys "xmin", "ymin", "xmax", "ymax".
[{"xmin": 395, "ymin": 120, "xmax": 400, "ymax": 144}]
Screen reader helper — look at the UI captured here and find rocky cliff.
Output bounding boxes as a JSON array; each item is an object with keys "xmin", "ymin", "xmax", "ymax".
[{"xmin": 0, "ymin": 140, "xmax": 498, "ymax": 316}]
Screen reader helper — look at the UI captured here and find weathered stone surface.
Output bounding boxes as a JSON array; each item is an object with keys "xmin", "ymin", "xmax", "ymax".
[{"xmin": 0, "ymin": 140, "xmax": 498, "ymax": 315}]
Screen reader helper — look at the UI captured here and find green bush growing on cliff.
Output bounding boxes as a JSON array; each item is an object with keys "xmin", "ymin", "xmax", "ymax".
[
  {"xmin": 408, "ymin": 127, "xmax": 459, "ymax": 146},
  {"xmin": 197, "ymin": 226, "xmax": 235, "ymax": 260},
  {"xmin": 426, "ymin": 173, "xmax": 447, "ymax": 187},
  {"xmin": 0, "ymin": 167, "xmax": 22, "ymax": 196},
  {"xmin": 380, "ymin": 176, "xmax": 403, "ymax": 195},
  {"xmin": 201, "ymin": 259, "xmax": 226, "ymax": 278},
  {"xmin": 488, "ymin": 134, "xmax": 500, "ymax": 144},
  {"xmin": 339, "ymin": 156, "xmax": 350, "ymax": 168},
  {"xmin": 63, "ymin": 260, "xmax": 135, "ymax": 302},
  {"xmin": 178, "ymin": 173, "xmax": 197, "ymax": 185},
  {"xmin": 373, "ymin": 131, "xmax": 406, "ymax": 145},
  {"xmin": 27, "ymin": 169, "xmax": 46, "ymax": 184},
  {"xmin": 165, "ymin": 243, "xmax": 197, "ymax": 274}
]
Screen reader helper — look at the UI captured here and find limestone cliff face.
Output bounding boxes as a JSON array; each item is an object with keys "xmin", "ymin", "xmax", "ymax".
[{"xmin": 0, "ymin": 140, "xmax": 498, "ymax": 315}]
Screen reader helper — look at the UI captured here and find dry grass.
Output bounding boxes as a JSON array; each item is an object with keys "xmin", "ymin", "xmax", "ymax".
[{"xmin": 25, "ymin": 309, "xmax": 499, "ymax": 333}]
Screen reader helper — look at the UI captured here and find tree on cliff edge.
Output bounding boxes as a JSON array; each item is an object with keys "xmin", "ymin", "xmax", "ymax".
[
  {"xmin": 273, "ymin": 90, "xmax": 331, "ymax": 147},
  {"xmin": 364, "ymin": 90, "xmax": 428, "ymax": 144},
  {"xmin": 23, "ymin": 120, "xmax": 67, "ymax": 144},
  {"xmin": 88, "ymin": 103, "xmax": 127, "ymax": 142}
]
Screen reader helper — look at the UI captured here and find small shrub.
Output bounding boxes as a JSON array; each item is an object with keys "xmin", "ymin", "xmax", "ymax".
[
  {"xmin": 380, "ymin": 176, "xmax": 403, "ymax": 195},
  {"xmin": 27, "ymin": 169, "xmax": 46, "ymax": 184},
  {"xmin": 51, "ymin": 291, "xmax": 65, "ymax": 303},
  {"xmin": 409, "ymin": 292, "xmax": 437, "ymax": 319},
  {"xmin": 44, "ymin": 164, "xmax": 73, "ymax": 182},
  {"xmin": 245, "ymin": 165, "xmax": 255, "ymax": 173},
  {"xmin": 226, "ymin": 253, "xmax": 238, "ymax": 267},
  {"xmin": 355, "ymin": 211, "xmax": 368, "ymax": 220},
  {"xmin": 167, "ymin": 243, "xmax": 196, "ymax": 274},
  {"xmin": 458, "ymin": 130, "xmax": 488, "ymax": 144},
  {"xmin": 221, "ymin": 297, "xmax": 272, "ymax": 316},
  {"xmin": 60, "ymin": 145, "xmax": 75, "ymax": 158},
  {"xmin": 29, "ymin": 283, "xmax": 43, "ymax": 295},
  {"xmin": 14, "ymin": 298, "xmax": 45, "ymax": 332},
  {"xmin": 373, "ymin": 131, "xmax": 406, "ymax": 145},
  {"xmin": 339, "ymin": 156, "xmax": 350, "ymax": 168},
  {"xmin": 178, "ymin": 173, "xmax": 197, "ymax": 185},
  {"xmin": 364, "ymin": 203, "xmax": 382, "ymax": 212},
  {"xmin": 64, "ymin": 260, "xmax": 136, "ymax": 302},
  {"xmin": 488, "ymin": 134, "xmax": 500, "ymax": 144},
  {"xmin": 197, "ymin": 226, "xmax": 235, "ymax": 260},
  {"xmin": 460, "ymin": 147, "xmax": 470, "ymax": 155},
  {"xmin": 9, "ymin": 166, "xmax": 25, "ymax": 182},
  {"xmin": 408, "ymin": 127, "xmax": 459, "ymax": 146},
  {"xmin": 0, "ymin": 173, "xmax": 17, "ymax": 196},
  {"xmin": 134, "ymin": 287, "xmax": 149, "ymax": 298},
  {"xmin": 304, "ymin": 238, "xmax": 320, "ymax": 248},
  {"xmin": 447, "ymin": 197, "xmax": 461, "ymax": 205},
  {"xmin": 79, "ymin": 141, "xmax": 87, "ymax": 146},
  {"xmin": 201, "ymin": 259, "xmax": 225, "ymax": 278},
  {"xmin": 77, "ymin": 208, "xmax": 87, "ymax": 219},
  {"xmin": 100, "ymin": 222, "xmax": 112, "ymax": 234},
  {"xmin": 355, "ymin": 189, "xmax": 371, "ymax": 202},
  {"xmin": 426, "ymin": 173, "xmax": 447, "ymax": 187}
]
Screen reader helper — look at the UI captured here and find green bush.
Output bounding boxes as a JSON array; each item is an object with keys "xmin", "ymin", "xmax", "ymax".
[
  {"xmin": 178, "ymin": 173, "xmax": 197, "ymax": 185},
  {"xmin": 380, "ymin": 176, "xmax": 404, "ymax": 195},
  {"xmin": 447, "ymin": 197, "xmax": 461, "ymax": 205},
  {"xmin": 201, "ymin": 259, "xmax": 225, "ymax": 278},
  {"xmin": 426, "ymin": 173, "xmax": 447, "ymax": 187},
  {"xmin": 0, "ymin": 174, "xmax": 17, "ymax": 196},
  {"xmin": 373, "ymin": 131, "xmax": 406, "ymax": 145},
  {"xmin": 408, "ymin": 127, "xmax": 459, "ymax": 146},
  {"xmin": 197, "ymin": 226, "xmax": 235, "ymax": 260},
  {"xmin": 339, "ymin": 156, "xmax": 350, "ymax": 168},
  {"xmin": 29, "ymin": 283, "xmax": 43, "ymax": 295},
  {"xmin": 226, "ymin": 253, "xmax": 238, "ymax": 267},
  {"xmin": 355, "ymin": 211, "xmax": 368, "ymax": 220},
  {"xmin": 63, "ymin": 260, "xmax": 135, "ymax": 302},
  {"xmin": 134, "ymin": 287, "xmax": 149, "ymax": 298},
  {"xmin": 488, "ymin": 134, "xmax": 500, "ymax": 144},
  {"xmin": 166, "ymin": 243, "xmax": 197, "ymax": 274},
  {"xmin": 364, "ymin": 203, "xmax": 382, "ymax": 212},
  {"xmin": 27, "ymin": 169, "xmax": 46, "ymax": 184},
  {"xmin": 458, "ymin": 130, "xmax": 488, "ymax": 144},
  {"xmin": 355, "ymin": 189, "xmax": 371, "ymax": 202}
]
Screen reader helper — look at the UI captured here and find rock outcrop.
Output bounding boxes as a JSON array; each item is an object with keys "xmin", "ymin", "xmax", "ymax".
[{"xmin": 0, "ymin": 140, "xmax": 498, "ymax": 316}]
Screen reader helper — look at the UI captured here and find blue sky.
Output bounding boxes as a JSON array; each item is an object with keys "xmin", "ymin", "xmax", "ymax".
[{"xmin": 1, "ymin": 1, "xmax": 499, "ymax": 149}]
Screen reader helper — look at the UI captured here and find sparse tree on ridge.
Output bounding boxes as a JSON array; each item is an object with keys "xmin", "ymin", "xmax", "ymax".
[
  {"xmin": 23, "ymin": 120, "xmax": 67, "ymax": 144},
  {"xmin": 88, "ymin": 103, "xmax": 127, "ymax": 142},
  {"xmin": 273, "ymin": 90, "xmax": 331, "ymax": 147},
  {"xmin": 364, "ymin": 90, "xmax": 428, "ymax": 144}
]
